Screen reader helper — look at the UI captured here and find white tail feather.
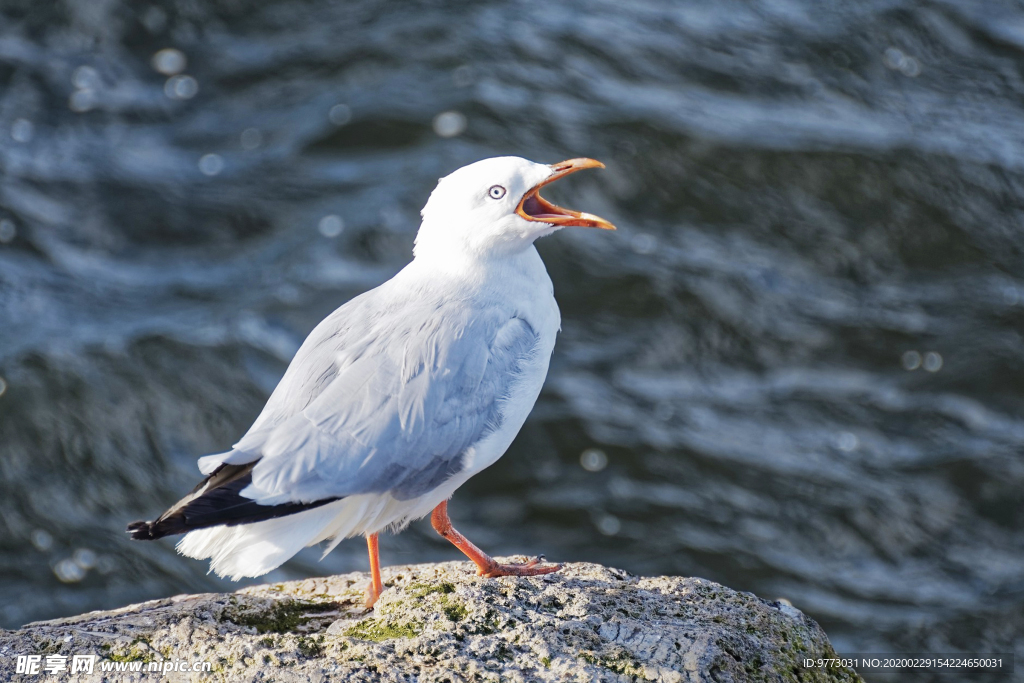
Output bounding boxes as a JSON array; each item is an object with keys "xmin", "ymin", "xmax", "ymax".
[
  {"xmin": 174, "ymin": 486, "xmax": 461, "ymax": 581},
  {"xmin": 176, "ymin": 500, "xmax": 349, "ymax": 580}
]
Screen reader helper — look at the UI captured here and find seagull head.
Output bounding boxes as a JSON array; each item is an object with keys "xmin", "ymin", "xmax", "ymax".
[{"xmin": 415, "ymin": 156, "xmax": 615, "ymax": 260}]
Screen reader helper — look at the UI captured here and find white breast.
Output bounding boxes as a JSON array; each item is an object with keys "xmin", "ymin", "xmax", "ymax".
[
  {"xmin": 314, "ymin": 246, "xmax": 560, "ymax": 539},
  {"xmin": 464, "ymin": 244, "xmax": 559, "ymax": 473}
]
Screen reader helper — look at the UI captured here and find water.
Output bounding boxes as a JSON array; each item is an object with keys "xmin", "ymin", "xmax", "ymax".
[{"xmin": 1, "ymin": 1, "xmax": 1022, "ymax": 680}]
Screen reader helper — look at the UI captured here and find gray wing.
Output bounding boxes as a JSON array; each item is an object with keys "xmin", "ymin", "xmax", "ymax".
[{"xmin": 205, "ymin": 289, "xmax": 541, "ymax": 506}]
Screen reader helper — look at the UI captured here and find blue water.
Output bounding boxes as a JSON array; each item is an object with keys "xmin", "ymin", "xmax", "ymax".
[{"xmin": 1, "ymin": 2, "xmax": 1022, "ymax": 680}]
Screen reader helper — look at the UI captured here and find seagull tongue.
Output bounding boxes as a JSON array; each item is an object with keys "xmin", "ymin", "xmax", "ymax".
[{"xmin": 522, "ymin": 193, "xmax": 563, "ymax": 219}]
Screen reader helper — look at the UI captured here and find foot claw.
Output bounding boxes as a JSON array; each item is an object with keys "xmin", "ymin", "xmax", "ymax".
[
  {"xmin": 479, "ymin": 556, "xmax": 562, "ymax": 578},
  {"xmin": 520, "ymin": 555, "xmax": 546, "ymax": 569}
]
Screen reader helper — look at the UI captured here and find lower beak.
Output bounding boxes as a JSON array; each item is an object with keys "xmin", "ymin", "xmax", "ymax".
[{"xmin": 516, "ymin": 158, "xmax": 616, "ymax": 230}]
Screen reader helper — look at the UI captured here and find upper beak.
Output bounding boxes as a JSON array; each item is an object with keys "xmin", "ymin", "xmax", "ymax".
[{"xmin": 516, "ymin": 158, "xmax": 616, "ymax": 230}]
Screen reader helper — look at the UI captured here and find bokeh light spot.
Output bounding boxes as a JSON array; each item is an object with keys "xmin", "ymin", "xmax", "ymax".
[
  {"xmin": 69, "ymin": 89, "xmax": 97, "ymax": 113},
  {"xmin": 328, "ymin": 104, "xmax": 352, "ymax": 126},
  {"xmin": 837, "ymin": 432, "xmax": 858, "ymax": 452},
  {"xmin": 73, "ymin": 548, "xmax": 97, "ymax": 570},
  {"xmin": 30, "ymin": 529, "xmax": 53, "ymax": 552},
  {"xmin": 240, "ymin": 127, "xmax": 263, "ymax": 150},
  {"xmin": 433, "ymin": 111, "xmax": 467, "ymax": 138},
  {"xmin": 71, "ymin": 66, "xmax": 99, "ymax": 90},
  {"xmin": 923, "ymin": 351, "xmax": 943, "ymax": 372},
  {"xmin": 580, "ymin": 448, "xmax": 608, "ymax": 472},
  {"xmin": 883, "ymin": 47, "xmax": 921, "ymax": 77},
  {"xmin": 901, "ymin": 350, "xmax": 921, "ymax": 371},
  {"xmin": 53, "ymin": 558, "xmax": 86, "ymax": 583},
  {"xmin": 199, "ymin": 154, "xmax": 224, "ymax": 176},
  {"xmin": 151, "ymin": 48, "xmax": 187, "ymax": 76},
  {"xmin": 318, "ymin": 215, "xmax": 345, "ymax": 238},
  {"xmin": 165, "ymin": 75, "xmax": 198, "ymax": 100},
  {"xmin": 596, "ymin": 514, "xmax": 621, "ymax": 536},
  {"xmin": 11, "ymin": 118, "xmax": 34, "ymax": 143}
]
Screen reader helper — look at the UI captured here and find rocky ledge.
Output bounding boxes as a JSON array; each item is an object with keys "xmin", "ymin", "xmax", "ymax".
[{"xmin": 1, "ymin": 561, "xmax": 861, "ymax": 682}]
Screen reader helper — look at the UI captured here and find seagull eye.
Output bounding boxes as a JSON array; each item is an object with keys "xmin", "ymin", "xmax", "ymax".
[{"xmin": 488, "ymin": 185, "xmax": 506, "ymax": 200}]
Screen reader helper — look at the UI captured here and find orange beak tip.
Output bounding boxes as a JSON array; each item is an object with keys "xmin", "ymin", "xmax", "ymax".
[{"xmin": 579, "ymin": 213, "xmax": 616, "ymax": 230}]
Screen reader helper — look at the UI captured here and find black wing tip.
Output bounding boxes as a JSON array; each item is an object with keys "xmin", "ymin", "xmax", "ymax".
[
  {"xmin": 127, "ymin": 520, "xmax": 156, "ymax": 540},
  {"xmin": 128, "ymin": 517, "xmax": 188, "ymax": 540},
  {"xmin": 128, "ymin": 462, "xmax": 340, "ymax": 541}
]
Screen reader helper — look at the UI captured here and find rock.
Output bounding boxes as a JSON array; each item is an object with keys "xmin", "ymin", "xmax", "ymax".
[{"xmin": 0, "ymin": 561, "xmax": 862, "ymax": 682}]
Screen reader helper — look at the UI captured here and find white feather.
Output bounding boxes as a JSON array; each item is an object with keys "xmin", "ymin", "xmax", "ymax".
[{"xmin": 177, "ymin": 500, "xmax": 349, "ymax": 580}]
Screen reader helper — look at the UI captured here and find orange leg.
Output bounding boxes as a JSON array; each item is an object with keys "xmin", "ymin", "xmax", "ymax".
[
  {"xmin": 364, "ymin": 533, "xmax": 384, "ymax": 609},
  {"xmin": 430, "ymin": 500, "xmax": 561, "ymax": 578}
]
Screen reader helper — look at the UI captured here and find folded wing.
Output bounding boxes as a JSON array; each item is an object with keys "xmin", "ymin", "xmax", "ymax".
[{"xmin": 201, "ymin": 290, "xmax": 540, "ymax": 512}]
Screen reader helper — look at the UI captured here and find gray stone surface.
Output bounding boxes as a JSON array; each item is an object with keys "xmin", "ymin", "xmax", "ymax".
[{"xmin": 1, "ymin": 561, "xmax": 862, "ymax": 682}]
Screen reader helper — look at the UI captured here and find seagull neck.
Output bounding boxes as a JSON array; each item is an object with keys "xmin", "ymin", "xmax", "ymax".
[{"xmin": 409, "ymin": 244, "xmax": 548, "ymax": 288}]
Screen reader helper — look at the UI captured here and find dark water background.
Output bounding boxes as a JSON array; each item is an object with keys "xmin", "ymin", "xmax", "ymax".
[{"xmin": 1, "ymin": 1, "xmax": 1023, "ymax": 680}]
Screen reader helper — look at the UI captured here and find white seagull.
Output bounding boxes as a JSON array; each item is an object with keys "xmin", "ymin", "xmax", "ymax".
[{"xmin": 128, "ymin": 156, "xmax": 615, "ymax": 607}]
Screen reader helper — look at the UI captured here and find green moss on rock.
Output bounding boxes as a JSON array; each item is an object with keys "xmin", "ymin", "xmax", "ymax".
[
  {"xmin": 225, "ymin": 599, "xmax": 341, "ymax": 634},
  {"xmin": 344, "ymin": 618, "xmax": 423, "ymax": 642},
  {"xmin": 409, "ymin": 581, "xmax": 456, "ymax": 597},
  {"xmin": 296, "ymin": 635, "xmax": 325, "ymax": 658},
  {"xmin": 107, "ymin": 638, "xmax": 155, "ymax": 664},
  {"xmin": 581, "ymin": 650, "xmax": 645, "ymax": 678}
]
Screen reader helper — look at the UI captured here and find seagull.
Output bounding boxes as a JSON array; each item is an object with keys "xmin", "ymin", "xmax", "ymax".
[{"xmin": 128, "ymin": 156, "xmax": 615, "ymax": 607}]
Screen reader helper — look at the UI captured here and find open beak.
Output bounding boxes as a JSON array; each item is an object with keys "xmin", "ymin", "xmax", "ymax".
[{"xmin": 516, "ymin": 158, "xmax": 616, "ymax": 230}]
